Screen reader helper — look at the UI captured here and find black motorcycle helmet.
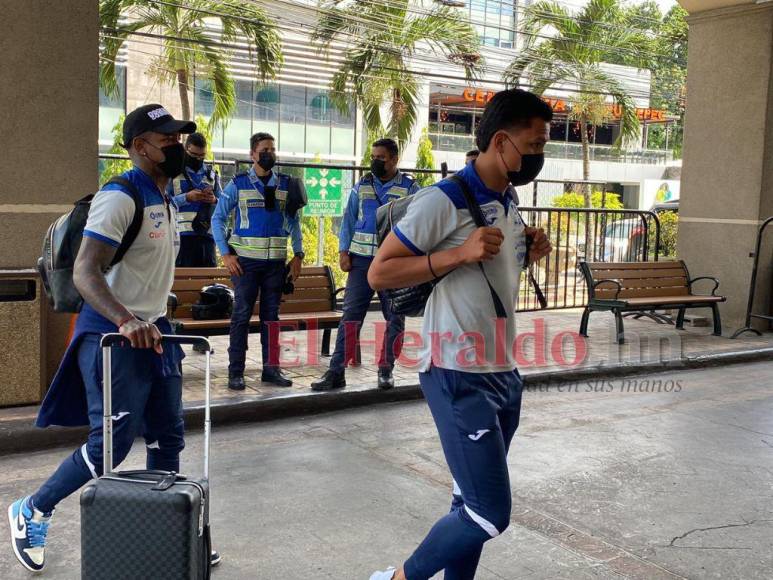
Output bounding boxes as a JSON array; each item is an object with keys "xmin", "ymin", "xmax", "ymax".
[{"xmin": 191, "ymin": 283, "xmax": 234, "ymax": 320}]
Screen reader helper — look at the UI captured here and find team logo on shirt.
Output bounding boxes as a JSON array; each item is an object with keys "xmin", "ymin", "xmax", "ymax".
[{"xmin": 482, "ymin": 206, "xmax": 499, "ymax": 226}]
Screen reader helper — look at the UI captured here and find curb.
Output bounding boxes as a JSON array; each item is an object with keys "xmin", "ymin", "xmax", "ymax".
[{"xmin": 1, "ymin": 347, "xmax": 771, "ymax": 456}]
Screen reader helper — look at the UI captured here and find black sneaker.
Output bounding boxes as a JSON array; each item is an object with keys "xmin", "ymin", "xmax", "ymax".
[
  {"xmin": 378, "ymin": 368, "xmax": 395, "ymax": 390},
  {"xmin": 311, "ymin": 370, "xmax": 346, "ymax": 392},
  {"xmin": 261, "ymin": 368, "xmax": 293, "ymax": 387},
  {"xmin": 228, "ymin": 375, "xmax": 246, "ymax": 391}
]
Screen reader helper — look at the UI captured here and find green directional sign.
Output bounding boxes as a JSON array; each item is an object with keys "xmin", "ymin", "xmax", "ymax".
[{"xmin": 304, "ymin": 167, "xmax": 345, "ymax": 216}]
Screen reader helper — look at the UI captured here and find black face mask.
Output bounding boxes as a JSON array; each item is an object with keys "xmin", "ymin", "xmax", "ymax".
[
  {"xmin": 185, "ymin": 153, "xmax": 204, "ymax": 172},
  {"xmin": 144, "ymin": 141, "xmax": 186, "ymax": 179},
  {"xmin": 503, "ymin": 136, "xmax": 545, "ymax": 187},
  {"xmin": 370, "ymin": 158, "xmax": 388, "ymax": 179},
  {"xmin": 258, "ymin": 152, "xmax": 276, "ymax": 171}
]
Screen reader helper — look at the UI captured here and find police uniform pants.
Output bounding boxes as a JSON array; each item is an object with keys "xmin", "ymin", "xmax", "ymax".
[
  {"xmin": 176, "ymin": 234, "xmax": 217, "ymax": 267},
  {"xmin": 228, "ymin": 257, "xmax": 286, "ymax": 376},
  {"xmin": 31, "ymin": 334, "xmax": 185, "ymax": 513},
  {"xmin": 403, "ymin": 366, "xmax": 523, "ymax": 580},
  {"xmin": 329, "ymin": 254, "xmax": 405, "ymax": 372}
]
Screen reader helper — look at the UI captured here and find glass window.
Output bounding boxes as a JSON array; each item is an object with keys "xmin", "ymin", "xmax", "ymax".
[
  {"xmin": 306, "ymin": 87, "xmax": 331, "ymax": 155},
  {"xmin": 280, "ymin": 85, "xmax": 306, "ymax": 152},
  {"xmin": 223, "ymin": 80, "xmax": 253, "ymax": 151},
  {"xmin": 550, "ymin": 119, "xmax": 567, "ymax": 142},
  {"xmin": 307, "ymin": 88, "xmax": 332, "ymax": 123},
  {"xmin": 194, "ymin": 78, "xmax": 216, "ymax": 117},
  {"xmin": 254, "ymin": 84, "xmax": 280, "ymax": 121},
  {"xmin": 595, "ymin": 124, "xmax": 614, "ymax": 146},
  {"xmin": 470, "ymin": 0, "xmax": 485, "ymax": 21},
  {"xmin": 253, "ymin": 83, "xmax": 279, "ymax": 139},
  {"xmin": 99, "ymin": 66, "xmax": 126, "ymax": 142},
  {"xmin": 331, "ymin": 101, "xmax": 355, "ymax": 156}
]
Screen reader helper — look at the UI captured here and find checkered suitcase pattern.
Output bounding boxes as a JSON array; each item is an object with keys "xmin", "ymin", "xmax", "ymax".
[
  {"xmin": 80, "ymin": 334, "xmax": 214, "ymax": 580},
  {"xmin": 80, "ymin": 473, "xmax": 210, "ymax": 579}
]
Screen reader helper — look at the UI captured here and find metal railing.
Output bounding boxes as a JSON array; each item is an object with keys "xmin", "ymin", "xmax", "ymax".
[
  {"xmin": 426, "ymin": 133, "xmax": 672, "ymax": 165},
  {"xmin": 98, "ymin": 155, "xmax": 660, "ymax": 311},
  {"xmin": 516, "ymin": 207, "xmax": 661, "ymax": 311}
]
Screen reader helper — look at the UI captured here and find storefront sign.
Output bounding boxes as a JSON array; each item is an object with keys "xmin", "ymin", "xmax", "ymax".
[{"xmin": 459, "ymin": 88, "xmax": 667, "ymax": 121}]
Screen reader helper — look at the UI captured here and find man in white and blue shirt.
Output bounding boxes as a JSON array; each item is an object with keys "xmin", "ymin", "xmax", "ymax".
[
  {"xmin": 367, "ymin": 89, "xmax": 554, "ymax": 580},
  {"xmin": 312, "ymin": 138, "xmax": 419, "ymax": 392},
  {"xmin": 6, "ymin": 105, "xmax": 221, "ymax": 572}
]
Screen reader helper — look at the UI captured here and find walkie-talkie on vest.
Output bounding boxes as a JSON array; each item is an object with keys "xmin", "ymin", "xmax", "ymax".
[{"xmin": 264, "ymin": 185, "xmax": 277, "ymax": 211}]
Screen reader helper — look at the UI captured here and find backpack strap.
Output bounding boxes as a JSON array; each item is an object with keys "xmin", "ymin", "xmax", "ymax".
[
  {"xmin": 448, "ymin": 175, "xmax": 508, "ymax": 319},
  {"xmin": 104, "ymin": 176, "xmax": 144, "ymax": 266}
]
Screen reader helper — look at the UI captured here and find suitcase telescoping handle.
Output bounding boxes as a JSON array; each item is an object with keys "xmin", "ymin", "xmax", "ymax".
[{"xmin": 99, "ymin": 334, "xmax": 212, "ymax": 480}]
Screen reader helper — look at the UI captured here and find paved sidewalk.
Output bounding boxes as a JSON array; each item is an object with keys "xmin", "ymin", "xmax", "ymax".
[
  {"xmin": 177, "ymin": 308, "xmax": 773, "ymax": 405},
  {"xmin": 1, "ymin": 308, "xmax": 771, "ymax": 456}
]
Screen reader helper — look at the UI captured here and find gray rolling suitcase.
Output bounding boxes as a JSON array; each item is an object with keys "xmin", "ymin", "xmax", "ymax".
[{"xmin": 80, "ymin": 334, "xmax": 213, "ymax": 580}]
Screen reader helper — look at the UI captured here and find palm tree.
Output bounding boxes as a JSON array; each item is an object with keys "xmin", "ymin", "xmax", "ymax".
[
  {"xmin": 504, "ymin": 0, "xmax": 650, "ymax": 205},
  {"xmin": 99, "ymin": 0, "xmax": 283, "ymax": 128},
  {"xmin": 313, "ymin": 0, "xmax": 481, "ymax": 147}
]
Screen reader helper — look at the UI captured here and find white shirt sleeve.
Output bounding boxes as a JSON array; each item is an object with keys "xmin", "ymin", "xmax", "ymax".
[
  {"xmin": 392, "ymin": 186, "xmax": 460, "ymax": 255},
  {"xmin": 82, "ymin": 188, "xmax": 137, "ymax": 248}
]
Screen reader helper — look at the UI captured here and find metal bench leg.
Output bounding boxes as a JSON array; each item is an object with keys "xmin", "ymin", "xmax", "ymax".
[
  {"xmin": 614, "ymin": 309, "xmax": 625, "ymax": 344},
  {"xmin": 675, "ymin": 307, "xmax": 686, "ymax": 330},
  {"xmin": 711, "ymin": 303, "xmax": 722, "ymax": 336},
  {"xmin": 321, "ymin": 328, "xmax": 331, "ymax": 357},
  {"xmin": 579, "ymin": 307, "xmax": 591, "ymax": 337}
]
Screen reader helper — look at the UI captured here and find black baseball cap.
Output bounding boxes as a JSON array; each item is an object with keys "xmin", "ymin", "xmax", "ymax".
[{"xmin": 122, "ymin": 104, "xmax": 197, "ymax": 148}]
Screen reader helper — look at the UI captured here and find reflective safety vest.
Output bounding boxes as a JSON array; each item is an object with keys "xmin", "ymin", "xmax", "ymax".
[
  {"xmin": 172, "ymin": 165, "xmax": 218, "ymax": 237},
  {"xmin": 351, "ymin": 172, "xmax": 416, "ymax": 257},
  {"xmin": 229, "ymin": 171, "xmax": 292, "ymax": 261}
]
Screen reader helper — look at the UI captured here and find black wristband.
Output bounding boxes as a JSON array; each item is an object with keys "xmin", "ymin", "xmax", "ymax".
[{"xmin": 428, "ymin": 253, "xmax": 439, "ymax": 279}]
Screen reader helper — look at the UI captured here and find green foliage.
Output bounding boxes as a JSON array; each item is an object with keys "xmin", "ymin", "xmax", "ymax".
[
  {"xmin": 415, "ymin": 128, "xmax": 436, "ymax": 188},
  {"xmin": 652, "ymin": 210, "xmax": 679, "ymax": 258},
  {"xmin": 99, "ymin": 0, "xmax": 282, "ymax": 128},
  {"xmin": 99, "ymin": 115, "xmax": 133, "ymax": 186},
  {"xmin": 552, "ymin": 190, "xmax": 624, "ymax": 210},
  {"xmin": 314, "ymin": 0, "xmax": 481, "ymax": 148},
  {"xmin": 300, "ymin": 216, "xmax": 346, "ymax": 289}
]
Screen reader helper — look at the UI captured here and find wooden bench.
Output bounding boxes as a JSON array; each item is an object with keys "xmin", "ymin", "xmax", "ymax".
[
  {"xmin": 169, "ymin": 266, "xmax": 342, "ymax": 355},
  {"xmin": 578, "ymin": 260, "xmax": 726, "ymax": 344}
]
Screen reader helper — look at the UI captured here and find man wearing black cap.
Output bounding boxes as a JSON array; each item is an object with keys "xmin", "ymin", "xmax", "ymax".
[{"xmin": 6, "ymin": 105, "xmax": 226, "ymax": 572}]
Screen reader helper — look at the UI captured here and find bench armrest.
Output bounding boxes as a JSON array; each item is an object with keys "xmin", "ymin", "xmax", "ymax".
[
  {"xmin": 688, "ymin": 276, "xmax": 720, "ymax": 296},
  {"xmin": 592, "ymin": 278, "xmax": 622, "ymax": 300},
  {"xmin": 334, "ymin": 287, "xmax": 346, "ymax": 312},
  {"xmin": 167, "ymin": 292, "xmax": 179, "ymax": 319}
]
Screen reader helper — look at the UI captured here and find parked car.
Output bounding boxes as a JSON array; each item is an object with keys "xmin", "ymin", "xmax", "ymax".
[
  {"xmin": 599, "ymin": 217, "xmax": 647, "ymax": 262},
  {"xmin": 651, "ymin": 199, "xmax": 679, "ymax": 214}
]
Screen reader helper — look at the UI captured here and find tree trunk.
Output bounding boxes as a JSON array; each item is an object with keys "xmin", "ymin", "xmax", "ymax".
[
  {"xmin": 391, "ymin": 87, "xmax": 404, "ymax": 147},
  {"xmin": 580, "ymin": 114, "xmax": 591, "ymax": 207},
  {"xmin": 177, "ymin": 68, "xmax": 191, "ymax": 121}
]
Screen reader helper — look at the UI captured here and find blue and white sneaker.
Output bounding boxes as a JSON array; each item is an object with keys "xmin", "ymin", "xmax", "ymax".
[
  {"xmin": 8, "ymin": 497, "xmax": 53, "ymax": 573},
  {"xmin": 369, "ymin": 567, "xmax": 396, "ymax": 580}
]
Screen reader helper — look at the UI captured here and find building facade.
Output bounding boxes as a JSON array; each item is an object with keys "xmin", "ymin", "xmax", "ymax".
[{"xmin": 99, "ymin": 0, "xmax": 679, "ymax": 209}]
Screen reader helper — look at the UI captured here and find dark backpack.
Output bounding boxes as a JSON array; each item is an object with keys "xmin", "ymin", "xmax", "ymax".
[
  {"xmin": 37, "ymin": 177, "xmax": 144, "ymax": 313},
  {"xmin": 376, "ymin": 175, "xmax": 507, "ymax": 318}
]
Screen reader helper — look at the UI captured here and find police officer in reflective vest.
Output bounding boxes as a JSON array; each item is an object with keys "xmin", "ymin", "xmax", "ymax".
[
  {"xmin": 312, "ymin": 138, "xmax": 419, "ymax": 392},
  {"xmin": 168, "ymin": 132, "xmax": 221, "ymax": 267},
  {"xmin": 212, "ymin": 132, "xmax": 306, "ymax": 390}
]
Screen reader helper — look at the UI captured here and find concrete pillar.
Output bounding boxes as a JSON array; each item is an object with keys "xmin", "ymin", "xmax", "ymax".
[
  {"xmin": 0, "ymin": 0, "xmax": 98, "ymax": 389},
  {"xmin": 677, "ymin": 1, "xmax": 773, "ymax": 333}
]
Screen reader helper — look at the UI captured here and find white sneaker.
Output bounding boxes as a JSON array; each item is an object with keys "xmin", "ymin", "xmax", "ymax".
[{"xmin": 369, "ymin": 567, "xmax": 396, "ymax": 580}]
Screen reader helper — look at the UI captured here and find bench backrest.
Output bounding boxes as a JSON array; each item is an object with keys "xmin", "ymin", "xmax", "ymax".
[
  {"xmin": 580, "ymin": 261, "xmax": 690, "ymax": 300},
  {"xmin": 171, "ymin": 266, "xmax": 337, "ymax": 319}
]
